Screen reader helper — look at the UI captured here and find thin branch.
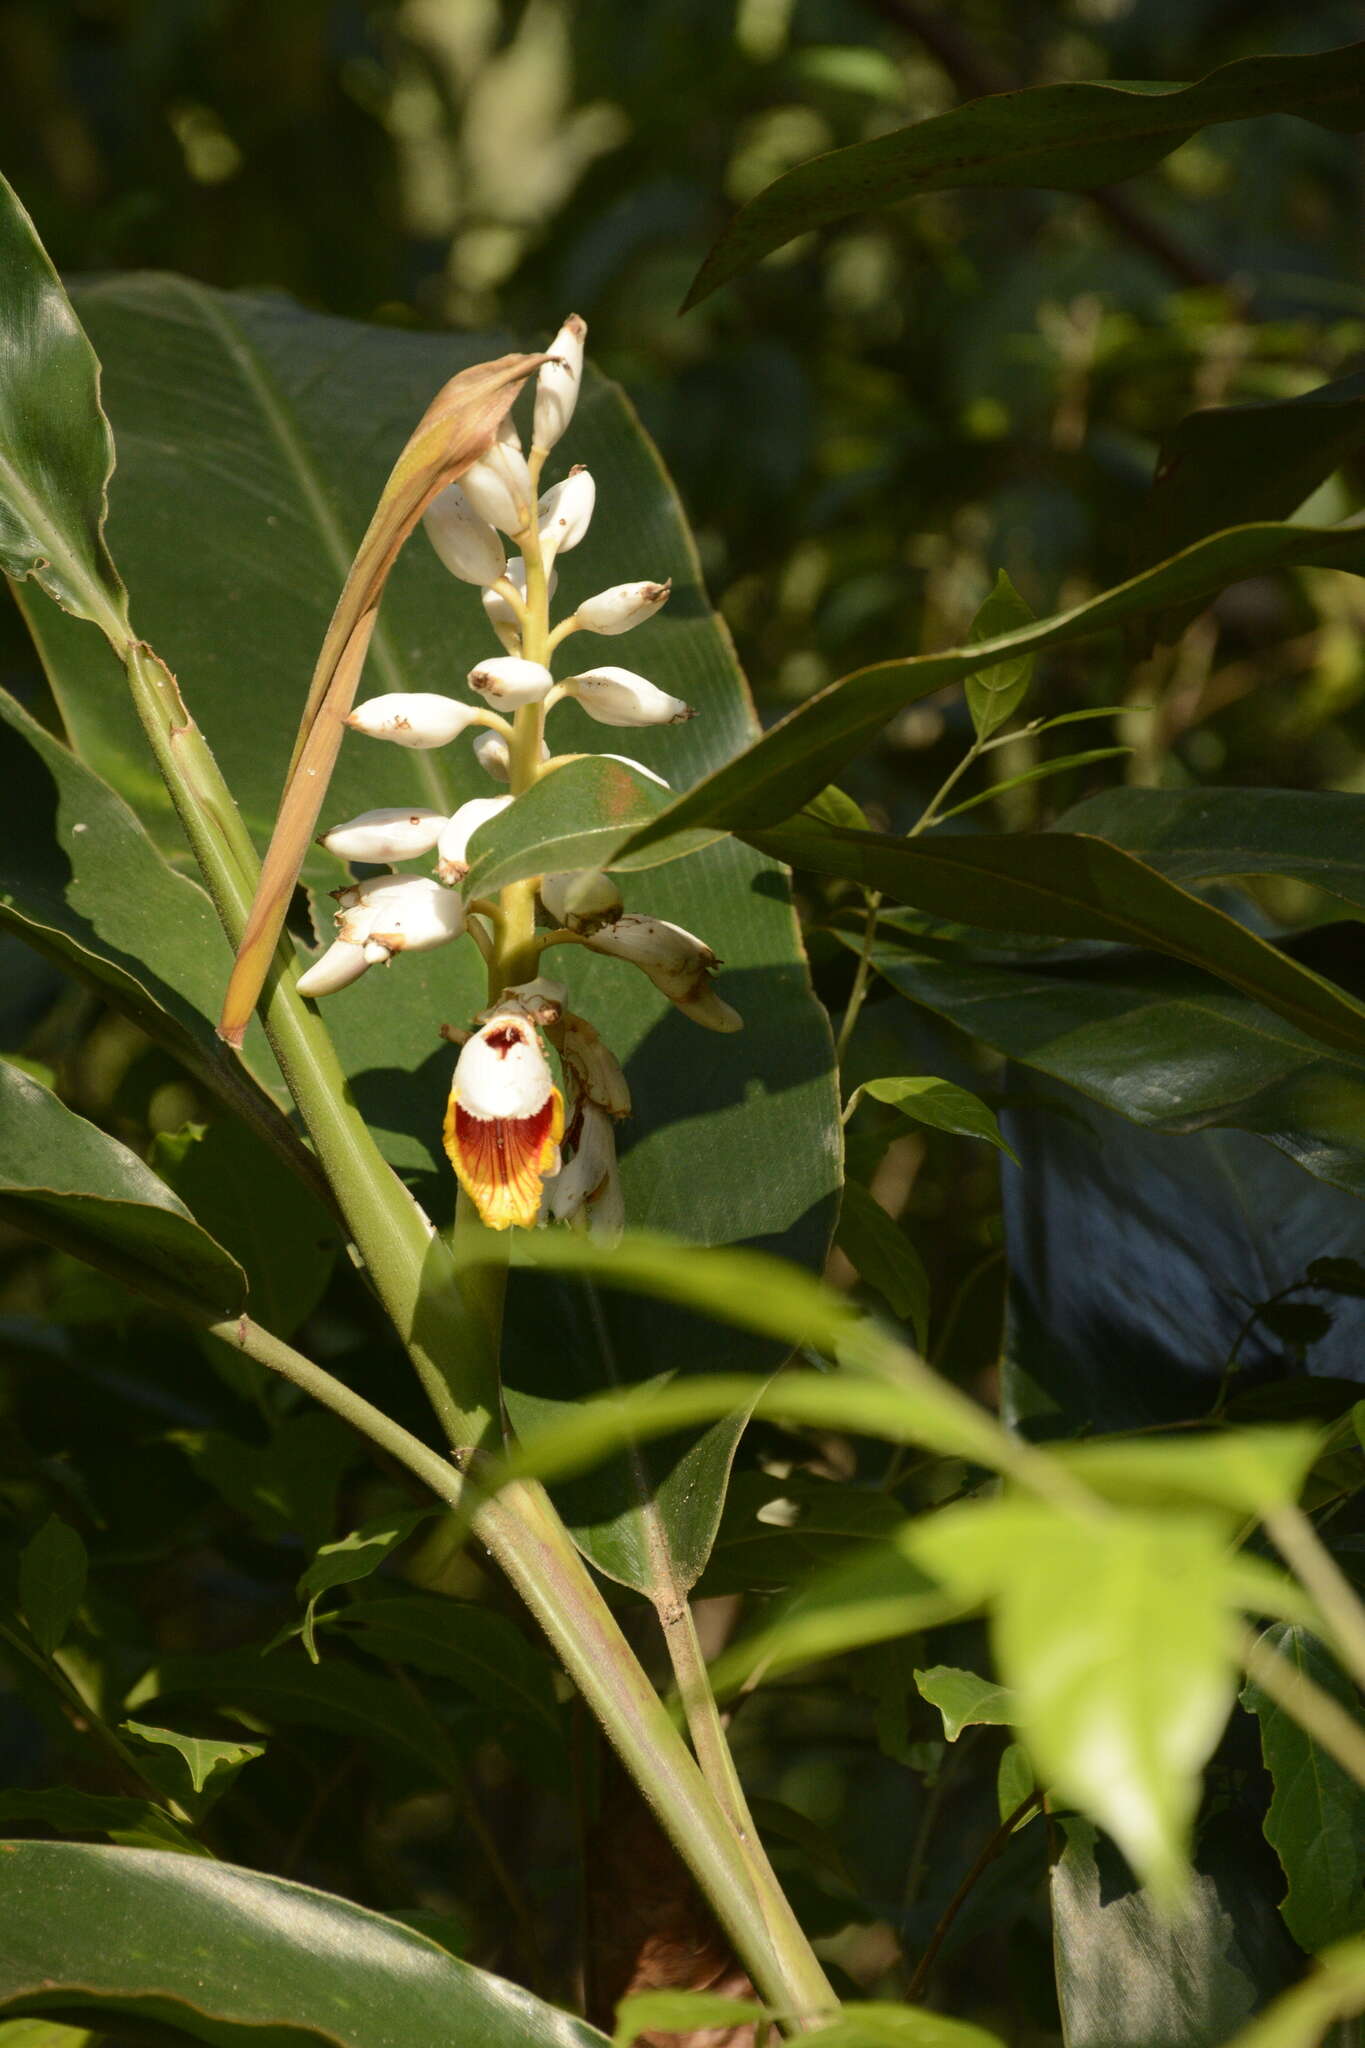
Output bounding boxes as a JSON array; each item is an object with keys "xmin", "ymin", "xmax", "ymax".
[
  {"xmin": 905, "ymin": 1787, "xmax": 1044, "ymax": 2001},
  {"xmin": 1263, "ymin": 1504, "xmax": 1365, "ymax": 1700}
]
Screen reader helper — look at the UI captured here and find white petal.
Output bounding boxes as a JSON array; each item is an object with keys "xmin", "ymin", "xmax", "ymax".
[
  {"xmin": 536, "ymin": 468, "xmax": 595, "ymax": 562},
  {"xmin": 454, "ymin": 1014, "xmax": 557, "ymax": 1120},
  {"xmin": 459, "ymin": 434, "xmax": 535, "ymax": 537},
  {"xmin": 297, "ymin": 937, "xmax": 373, "ymax": 997},
  {"xmin": 320, "ymin": 806, "xmax": 448, "ymax": 862},
  {"xmin": 563, "ymin": 665, "xmax": 695, "ymax": 728},
  {"xmin": 437, "ymin": 795, "xmax": 513, "ymax": 883},
  {"xmin": 575, "ymin": 580, "xmax": 671, "ymax": 636},
  {"xmin": 423, "ymin": 485, "xmax": 507, "ymax": 586},
  {"xmin": 471, "ymin": 729, "xmax": 511, "ymax": 781},
  {"xmin": 533, "ymin": 314, "xmax": 586, "ymax": 452},
  {"xmin": 540, "ymin": 868, "xmax": 623, "ymax": 934},
  {"xmin": 347, "ymin": 692, "xmax": 482, "ymax": 750},
  {"xmin": 468, "ymin": 655, "xmax": 555, "ymax": 710}
]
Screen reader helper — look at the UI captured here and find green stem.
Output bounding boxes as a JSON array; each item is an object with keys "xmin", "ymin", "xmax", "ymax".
[
  {"xmin": 0, "ymin": 1616, "xmax": 187, "ymax": 1819},
  {"xmin": 1239, "ymin": 1624, "xmax": 1365, "ymax": 1787},
  {"xmin": 1263, "ymin": 1503, "xmax": 1365, "ymax": 1698}
]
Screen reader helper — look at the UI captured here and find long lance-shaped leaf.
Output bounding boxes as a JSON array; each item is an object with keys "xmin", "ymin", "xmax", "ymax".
[
  {"xmin": 683, "ymin": 39, "xmax": 1365, "ymax": 306},
  {"xmin": 218, "ymin": 349, "xmax": 550, "ymax": 1046},
  {"xmin": 620, "ymin": 519, "xmax": 1365, "ymax": 853}
]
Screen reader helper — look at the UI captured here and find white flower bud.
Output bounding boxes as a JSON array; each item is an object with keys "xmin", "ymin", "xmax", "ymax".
[
  {"xmin": 472, "ymin": 729, "xmax": 549, "ymax": 782},
  {"xmin": 482, "ymin": 557, "xmax": 557, "ymax": 654},
  {"xmin": 423, "ymin": 485, "xmax": 507, "ymax": 586},
  {"xmin": 459, "ymin": 422, "xmax": 535, "ymax": 537},
  {"xmin": 297, "ymin": 936, "xmax": 374, "ymax": 998},
  {"xmin": 351, "ymin": 873, "xmax": 465, "ymax": 953},
  {"xmin": 468, "ymin": 655, "xmax": 555, "ymax": 710},
  {"xmin": 347, "ymin": 692, "xmax": 484, "ymax": 750},
  {"xmin": 547, "ymin": 1102, "xmax": 622, "ymax": 1242},
  {"xmin": 537, "ymin": 467, "xmax": 595, "ymax": 562},
  {"xmin": 437, "ymin": 795, "xmax": 513, "ymax": 884},
  {"xmin": 558, "ymin": 1010, "xmax": 631, "ymax": 1118},
  {"xmin": 484, "ymin": 976, "xmax": 567, "ymax": 1027},
  {"xmin": 575, "ymin": 580, "xmax": 671, "ymax": 637},
  {"xmin": 584, "ymin": 915, "xmax": 742, "ymax": 1032},
  {"xmin": 540, "ymin": 868, "xmax": 624, "ymax": 935},
  {"xmin": 562, "ymin": 666, "xmax": 696, "ymax": 728},
  {"xmin": 533, "ymin": 313, "xmax": 586, "ymax": 452},
  {"xmin": 320, "ymin": 806, "xmax": 448, "ymax": 863}
]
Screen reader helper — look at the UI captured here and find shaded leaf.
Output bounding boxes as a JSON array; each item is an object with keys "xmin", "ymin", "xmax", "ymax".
[
  {"xmin": 298, "ymin": 1507, "xmax": 438, "ymax": 1654},
  {"xmin": 934, "ymin": 747, "xmax": 1129, "ymax": 827},
  {"xmin": 1241, "ymin": 1625, "xmax": 1365, "ymax": 1951},
  {"xmin": 0, "ymin": 1789, "xmax": 199, "ymax": 1856},
  {"xmin": 1223, "ymin": 1937, "xmax": 1365, "ymax": 2048},
  {"xmin": 913, "ymin": 1665, "xmax": 1014, "ymax": 1742},
  {"xmin": 611, "ymin": 1989, "xmax": 766, "ymax": 2046},
  {"xmin": 120, "ymin": 1721, "xmax": 264, "ymax": 1815},
  {"xmin": 847, "ymin": 1077, "xmax": 1017, "ymax": 1163},
  {"xmin": 18, "ymin": 1517, "xmax": 86, "ymax": 1660},
  {"xmin": 461, "ymin": 754, "xmax": 715, "ymax": 897},
  {"xmin": 965, "ymin": 572, "xmax": 1034, "ymax": 739},
  {"xmin": 803, "ymin": 2003, "xmax": 1004, "ymax": 2046},
  {"xmin": 835, "ymin": 1183, "xmax": 930, "ymax": 1345},
  {"xmin": 0, "ymin": 1064, "xmax": 245, "ymax": 1321},
  {"xmin": 0, "ymin": 1842, "xmax": 607, "ymax": 2046},
  {"xmin": 684, "ymin": 41, "xmax": 1365, "ymax": 305}
]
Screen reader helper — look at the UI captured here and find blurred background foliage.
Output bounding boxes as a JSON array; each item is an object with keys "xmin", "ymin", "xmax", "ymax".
[{"xmin": 1, "ymin": 1, "xmax": 1363, "ymax": 2036}]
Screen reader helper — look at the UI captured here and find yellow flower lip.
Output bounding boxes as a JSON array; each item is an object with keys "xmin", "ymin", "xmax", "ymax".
[{"xmin": 443, "ymin": 1013, "xmax": 564, "ymax": 1231}]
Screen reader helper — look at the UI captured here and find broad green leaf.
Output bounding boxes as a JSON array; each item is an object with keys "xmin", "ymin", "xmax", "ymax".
[
  {"xmin": 461, "ymin": 753, "xmax": 716, "ymax": 897},
  {"xmin": 1241, "ymin": 1626, "xmax": 1365, "ymax": 1952},
  {"xmin": 803, "ymin": 2003, "xmax": 1005, "ymax": 2047},
  {"xmin": 913, "ymin": 1665, "xmax": 1014, "ymax": 1742},
  {"xmin": 0, "ymin": 688, "xmax": 293, "ymax": 1160},
  {"xmin": 753, "ymin": 817, "xmax": 1365, "ymax": 1059},
  {"xmin": 835, "ymin": 1183, "xmax": 930, "ymax": 1345},
  {"xmin": 121, "ymin": 1721, "xmax": 265, "ymax": 1814},
  {"xmin": 847, "ymin": 1077, "xmax": 1018, "ymax": 1163},
  {"xmin": 612, "ymin": 1990, "xmax": 767, "ymax": 2045},
  {"xmin": 0, "ymin": 1788, "xmax": 201, "ymax": 1856},
  {"xmin": 1133, "ymin": 370, "xmax": 1365, "ymax": 599},
  {"xmin": 40, "ymin": 276, "xmax": 838, "ymax": 1600},
  {"xmin": 1056, "ymin": 786, "xmax": 1365, "ymax": 917},
  {"xmin": 1055, "ymin": 1429, "xmax": 1322, "ymax": 1518},
  {"xmin": 1223, "ymin": 1937, "xmax": 1365, "ymax": 2048},
  {"xmin": 852, "ymin": 922, "xmax": 1365, "ymax": 1201},
  {"xmin": 0, "ymin": 1064, "xmax": 245, "ymax": 1320},
  {"xmin": 151, "ymin": 1118, "xmax": 338, "ymax": 1338},
  {"xmin": 965, "ymin": 572, "xmax": 1034, "ymax": 739},
  {"xmin": 0, "ymin": 1842, "xmax": 607, "ymax": 2047},
  {"xmin": 18, "ymin": 1516, "xmax": 86, "ymax": 1659},
  {"xmin": 1050, "ymin": 1815, "xmax": 1298, "ymax": 2048},
  {"xmin": 133, "ymin": 1649, "xmax": 465, "ymax": 1793},
  {"xmin": 683, "ymin": 41, "xmax": 1365, "ymax": 305},
  {"xmin": 909, "ymin": 1500, "xmax": 1240, "ymax": 1902},
  {"xmin": 620, "ymin": 521, "xmax": 1365, "ymax": 847},
  {"xmin": 0, "ymin": 175, "xmax": 128, "ymax": 643}
]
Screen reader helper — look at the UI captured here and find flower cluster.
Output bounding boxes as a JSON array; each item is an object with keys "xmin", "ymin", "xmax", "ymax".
[{"xmin": 297, "ymin": 316, "xmax": 741, "ymax": 1237}]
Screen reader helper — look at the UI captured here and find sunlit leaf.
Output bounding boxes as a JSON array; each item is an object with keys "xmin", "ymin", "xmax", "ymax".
[
  {"xmin": 914, "ymin": 1665, "xmax": 1015, "ymax": 1742},
  {"xmin": 846, "ymin": 1076, "xmax": 1018, "ymax": 1163}
]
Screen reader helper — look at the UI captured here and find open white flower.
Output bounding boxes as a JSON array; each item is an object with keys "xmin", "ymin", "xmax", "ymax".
[
  {"xmin": 562, "ymin": 666, "xmax": 695, "ymax": 728},
  {"xmin": 584, "ymin": 915, "xmax": 742, "ymax": 1032},
  {"xmin": 346, "ymin": 692, "xmax": 489, "ymax": 750},
  {"xmin": 437, "ymin": 795, "xmax": 513, "ymax": 885},
  {"xmin": 444, "ymin": 1011, "xmax": 564, "ymax": 1231}
]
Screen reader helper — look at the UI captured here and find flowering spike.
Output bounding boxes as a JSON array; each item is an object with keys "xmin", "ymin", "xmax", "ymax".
[
  {"xmin": 468, "ymin": 655, "xmax": 555, "ymax": 710},
  {"xmin": 562, "ymin": 665, "xmax": 695, "ymax": 728},
  {"xmin": 437, "ymin": 795, "xmax": 513, "ymax": 884},
  {"xmin": 444, "ymin": 1013, "xmax": 565, "ymax": 1230},
  {"xmin": 347, "ymin": 693, "xmax": 485, "ymax": 750},
  {"xmin": 319, "ymin": 806, "xmax": 448, "ymax": 862},
  {"xmin": 584, "ymin": 915, "xmax": 742, "ymax": 1032},
  {"xmin": 533, "ymin": 314, "xmax": 586, "ymax": 453},
  {"xmin": 423, "ymin": 484, "xmax": 507, "ymax": 586},
  {"xmin": 537, "ymin": 468, "xmax": 595, "ymax": 562},
  {"xmin": 575, "ymin": 580, "xmax": 671, "ymax": 637}
]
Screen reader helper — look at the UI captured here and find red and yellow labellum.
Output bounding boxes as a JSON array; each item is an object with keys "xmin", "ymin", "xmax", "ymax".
[{"xmin": 443, "ymin": 1015, "xmax": 565, "ymax": 1231}]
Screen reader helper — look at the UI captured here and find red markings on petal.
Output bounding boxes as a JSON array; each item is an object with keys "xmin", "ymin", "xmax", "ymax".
[{"xmin": 443, "ymin": 1086, "xmax": 564, "ymax": 1230}]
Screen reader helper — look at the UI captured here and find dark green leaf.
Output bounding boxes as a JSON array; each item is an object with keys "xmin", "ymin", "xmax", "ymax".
[
  {"xmin": 1051, "ymin": 1815, "xmax": 1299, "ymax": 2048},
  {"xmin": 621, "ymin": 522, "xmax": 1365, "ymax": 846},
  {"xmin": 1308, "ymin": 1258, "xmax": 1365, "ymax": 1298},
  {"xmin": 0, "ymin": 1842, "xmax": 606, "ymax": 2046},
  {"xmin": 171, "ymin": 1414, "xmax": 357, "ymax": 1554},
  {"xmin": 460, "ymin": 754, "xmax": 715, "ymax": 897},
  {"xmin": 759, "ymin": 816, "xmax": 1365, "ymax": 1058},
  {"xmin": 848, "ymin": 1076, "xmax": 1017, "ymax": 1163},
  {"xmin": 965, "ymin": 572, "xmax": 1034, "ymax": 738},
  {"xmin": 0, "ymin": 1065, "xmax": 245, "ymax": 1321},
  {"xmin": 18, "ymin": 1517, "xmax": 86, "ymax": 1660},
  {"xmin": 914, "ymin": 1665, "xmax": 1014, "ymax": 1742},
  {"xmin": 298, "ymin": 1508, "xmax": 438, "ymax": 1638},
  {"xmin": 684, "ymin": 41, "xmax": 1365, "ymax": 305},
  {"xmin": 0, "ymin": 1789, "xmax": 201, "ymax": 1857},
  {"xmin": 835, "ymin": 1183, "xmax": 930, "ymax": 1345},
  {"xmin": 803, "ymin": 2002, "xmax": 1004, "ymax": 2046},
  {"xmin": 120, "ymin": 1721, "xmax": 264, "ymax": 1813},
  {"xmin": 0, "ymin": 175, "xmax": 129, "ymax": 642},
  {"xmin": 1258, "ymin": 1301, "xmax": 1334, "ymax": 1350},
  {"xmin": 996, "ymin": 1743, "xmax": 1034, "ymax": 1826},
  {"xmin": 697, "ymin": 1471, "xmax": 905, "ymax": 1598},
  {"xmin": 1241, "ymin": 1625, "xmax": 1365, "ymax": 1951}
]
